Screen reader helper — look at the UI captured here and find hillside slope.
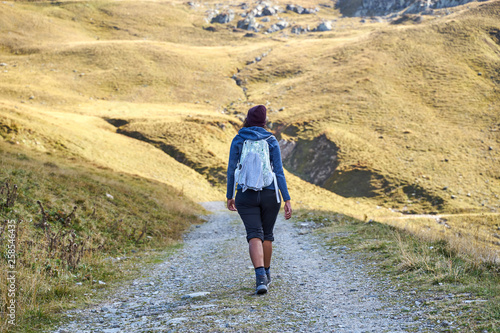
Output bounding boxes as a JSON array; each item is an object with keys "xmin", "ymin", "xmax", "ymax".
[
  {"xmin": 0, "ymin": 0, "xmax": 498, "ymax": 216},
  {"xmin": 236, "ymin": 1, "xmax": 500, "ymax": 213}
]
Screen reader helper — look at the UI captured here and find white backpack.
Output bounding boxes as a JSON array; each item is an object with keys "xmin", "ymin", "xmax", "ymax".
[{"xmin": 233, "ymin": 136, "xmax": 280, "ymax": 203}]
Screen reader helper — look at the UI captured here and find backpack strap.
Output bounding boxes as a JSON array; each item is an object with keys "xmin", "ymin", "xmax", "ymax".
[
  {"xmin": 266, "ymin": 136, "xmax": 280, "ymax": 203},
  {"xmin": 232, "ymin": 168, "xmax": 237, "ymax": 200},
  {"xmin": 272, "ymin": 172, "xmax": 280, "ymax": 203}
]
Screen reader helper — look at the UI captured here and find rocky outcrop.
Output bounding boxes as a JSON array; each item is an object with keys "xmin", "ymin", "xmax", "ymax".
[
  {"xmin": 267, "ymin": 20, "xmax": 289, "ymax": 33},
  {"xmin": 211, "ymin": 10, "xmax": 235, "ymax": 24},
  {"xmin": 336, "ymin": 0, "xmax": 479, "ymax": 17},
  {"xmin": 315, "ymin": 21, "xmax": 333, "ymax": 32},
  {"xmin": 237, "ymin": 16, "xmax": 261, "ymax": 31},
  {"xmin": 280, "ymin": 134, "xmax": 340, "ymax": 187},
  {"xmin": 286, "ymin": 4, "xmax": 319, "ymax": 14},
  {"xmin": 291, "ymin": 25, "xmax": 310, "ymax": 34},
  {"xmin": 279, "ymin": 133, "xmax": 391, "ymax": 199},
  {"xmin": 242, "ymin": 2, "xmax": 283, "ymax": 17}
]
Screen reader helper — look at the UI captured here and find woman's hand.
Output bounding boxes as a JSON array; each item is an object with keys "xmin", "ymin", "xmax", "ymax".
[
  {"xmin": 284, "ymin": 200, "xmax": 292, "ymax": 220},
  {"xmin": 227, "ymin": 198, "xmax": 237, "ymax": 211}
]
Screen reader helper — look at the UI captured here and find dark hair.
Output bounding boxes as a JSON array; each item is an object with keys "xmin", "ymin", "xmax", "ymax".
[
  {"xmin": 242, "ymin": 118, "xmax": 251, "ymax": 128},
  {"xmin": 242, "ymin": 118, "xmax": 266, "ymax": 129}
]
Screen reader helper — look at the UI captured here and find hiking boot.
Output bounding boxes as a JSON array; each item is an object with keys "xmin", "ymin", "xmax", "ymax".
[
  {"xmin": 266, "ymin": 270, "xmax": 271, "ymax": 286},
  {"xmin": 255, "ymin": 275, "xmax": 268, "ymax": 294}
]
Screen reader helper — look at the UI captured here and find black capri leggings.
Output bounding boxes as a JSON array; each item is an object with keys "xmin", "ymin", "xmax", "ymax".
[{"xmin": 235, "ymin": 189, "xmax": 281, "ymax": 242}]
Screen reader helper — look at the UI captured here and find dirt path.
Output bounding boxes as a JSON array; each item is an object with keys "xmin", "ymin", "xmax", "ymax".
[{"xmin": 53, "ymin": 202, "xmax": 431, "ymax": 333}]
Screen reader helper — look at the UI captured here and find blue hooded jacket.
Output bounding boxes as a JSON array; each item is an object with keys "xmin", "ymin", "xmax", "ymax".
[{"xmin": 226, "ymin": 126, "xmax": 291, "ymax": 201}]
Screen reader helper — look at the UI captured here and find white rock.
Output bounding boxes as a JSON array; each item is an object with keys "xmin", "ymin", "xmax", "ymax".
[
  {"xmin": 103, "ymin": 329, "xmax": 121, "ymax": 333},
  {"xmin": 191, "ymin": 304, "xmax": 217, "ymax": 309},
  {"xmin": 168, "ymin": 317, "xmax": 189, "ymax": 325},
  {"xmin": 182, "ymin": 291, "xmax": 210, "ymax": 299},
  {"xmin": 316, "ymin": 21, "xmax": 332, "ymax": 32}
]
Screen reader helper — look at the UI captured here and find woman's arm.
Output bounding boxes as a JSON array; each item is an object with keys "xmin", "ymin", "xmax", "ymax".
[{"xmin": 226, "ymin": 136, "xmax": 241, "ymax": 201}]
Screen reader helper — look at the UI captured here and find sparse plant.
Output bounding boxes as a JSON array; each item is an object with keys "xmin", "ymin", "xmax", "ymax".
[{"xmin": 0, "ymin": 181, "xmax": 18, "ymax": 210}]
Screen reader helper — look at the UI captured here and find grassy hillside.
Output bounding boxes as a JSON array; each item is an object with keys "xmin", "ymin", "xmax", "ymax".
[
  {"xmin": 0, "ymin": 0, "xmax": 498, "ymax": 228},
  {"xmin": 0, "ymin": 141, "xmax": 204, "ymax": 331},
  {"xmin": 239, "ymin": 3, "xmax": 500, "ymax": 214},
  {"xmin": 3, "ymin": 0, "xmax": 498, "ymax": 212}
]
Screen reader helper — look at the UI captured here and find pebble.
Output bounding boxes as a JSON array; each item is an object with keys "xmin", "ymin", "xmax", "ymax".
[
  {"xmin": 103, "ymin": 329, "xmax": 121, "ymax": 333},
  {"xmin": 181, "ymin": 292, "xmax": 210, "ymax": 299},
  {"xmin": 167, "ymin": 317, "xmax": 189, "ymax": 325},
  {"xmin": 191, "ymin": 304, "xmax": 216, "ymax": 309}
]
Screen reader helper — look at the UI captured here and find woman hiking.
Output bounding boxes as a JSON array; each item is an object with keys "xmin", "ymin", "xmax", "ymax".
[{"xmin": 226, "ymin": 104, "xmax": 292, "ymax": 295}]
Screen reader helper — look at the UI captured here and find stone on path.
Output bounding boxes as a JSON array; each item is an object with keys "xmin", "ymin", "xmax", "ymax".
[
  {"xmin": 181, "ymin": 291, "xmax": 210, "ymax": 299},
  {"xmin": 168, "ymin": 317, "xmax": 189, "ymax": 325}
]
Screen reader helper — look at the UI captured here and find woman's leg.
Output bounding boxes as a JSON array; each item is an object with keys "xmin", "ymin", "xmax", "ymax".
[
  {"xmin": 249, "ymin": 238, "xmax": 267, "ymax": 293},
  {"xmin": 235, "ymin": 190, "xmax": 268, "ymax": 293},
  {"xmin": 263, "ymin": 240, "xmax": 272, "ymax": 268},
  {"xmin": 249, "ymin": 238, "xmax": 265, "ymax": 268},
  {"xmin": 261, "ymin": 190, "xmax": 281, "ymax": 267}
]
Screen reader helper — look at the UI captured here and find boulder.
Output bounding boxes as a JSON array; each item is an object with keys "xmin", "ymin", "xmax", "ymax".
[
  {"xmin": 276, "ymin": 20, "xmax": 289, "ymax": 29},
  {"xmin": 237, "ymin": 16, "xmax": 260, "ymax": 31},
  {"xmin": 291, "ymin": 25, "xmax": 309, "ymax": 34},
  {"xmin": 205, "ymin": 9, "xmax": 219, "ymax": 23},
  {"xmin": 266, "ymin": 20, "xmax": 289, "ymax": 33},
  {"xmin": 211, "ymin": 10, "xmax": 235, "ymax": 24},
  {"xmin": 262, "ymin": 6, "xmax": 277, "ymax": 16},
  {"xmin": 286, "ymin": 4, "xmax": 318, "ymax": 14},
  {"xmin": 316, "ymin": 21, "xmax": 332, "ymax": 32},
  {"xmin": 303, "ymin": 8, "xmax": 319, "ymax": 14}
]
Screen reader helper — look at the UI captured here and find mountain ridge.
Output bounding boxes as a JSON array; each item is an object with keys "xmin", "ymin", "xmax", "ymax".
[{"xmin": 0, "ymin": 0, "xmax": 499, "ymax": 216}]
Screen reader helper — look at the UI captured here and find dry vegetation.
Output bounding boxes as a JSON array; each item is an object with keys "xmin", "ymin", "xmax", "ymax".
[
  {"xmin": 0, "ymin": 142, "xmax": 203, "ymax": 331},
  {"xmin": 299, "ymin": 210, "xmax": 500, "ymax": 331}
]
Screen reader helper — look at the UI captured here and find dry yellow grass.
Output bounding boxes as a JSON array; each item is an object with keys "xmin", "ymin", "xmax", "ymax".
[
  {"xmin": 0, "ymin": 0, "xmax": 499, "ymax": 251},
  {"xmin": 0, "ymin": 140, "xmax": 204, "ymax": 332},
  {"xmin": 240, "ymin": 2, "xmax": 500, "ymax": 214},
  {"xmin": 380, "ymin": 213, "xmax": 500, "ymax": 263}
]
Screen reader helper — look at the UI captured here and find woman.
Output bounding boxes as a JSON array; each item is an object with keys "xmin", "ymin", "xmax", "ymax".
[{"xmin": 226, "ymin": 104, "xmax": 292, "ymax": 295}]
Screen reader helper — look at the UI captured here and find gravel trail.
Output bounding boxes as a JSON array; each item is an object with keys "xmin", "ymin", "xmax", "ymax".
[{"xmin": 54, "ymin": 202, "xmax": 428, "ymax": 333}]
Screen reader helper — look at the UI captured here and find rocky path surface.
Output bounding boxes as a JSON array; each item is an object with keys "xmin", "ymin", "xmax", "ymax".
[{"xmin": 53, "ymin": 202, "xmax": 430, "ymax": 333}]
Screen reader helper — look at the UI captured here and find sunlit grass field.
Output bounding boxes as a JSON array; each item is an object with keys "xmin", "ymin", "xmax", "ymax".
[{"xmin": 0, "ymin": 0, "xmax": 498, "ymax": 231}]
